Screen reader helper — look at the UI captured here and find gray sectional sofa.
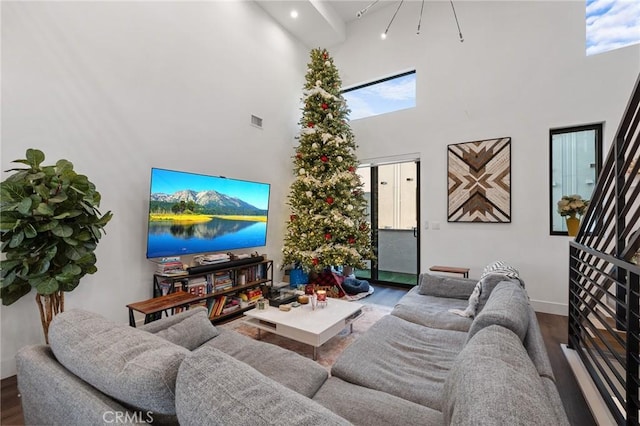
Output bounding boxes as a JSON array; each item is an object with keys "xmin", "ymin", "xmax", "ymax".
[{"xmin": 16, "ymin": 272, "xmax": 569, "ymax": 425}]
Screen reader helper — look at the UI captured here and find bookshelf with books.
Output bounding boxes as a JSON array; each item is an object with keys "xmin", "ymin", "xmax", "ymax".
[{"xmin": 151, "ymin": 258, "xmax": 273, "ymax": 324}]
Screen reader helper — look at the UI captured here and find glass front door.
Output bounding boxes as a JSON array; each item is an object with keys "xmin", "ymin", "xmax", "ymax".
[{"xmin": 356, "ymin": 160, "xmax": 420, "ymax": 286}]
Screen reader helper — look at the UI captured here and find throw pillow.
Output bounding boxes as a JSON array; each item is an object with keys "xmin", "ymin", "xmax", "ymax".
[
  {"xmin": 153, "ymin": 308, "xmax": 219, "ymax": 350},
  {"xmin": 49, "ymin": 309, "xmax": 189, "ymax": 415},
  {"xmin": 417, "ymin": 272, "xmax": 478, "ymax": 300}
]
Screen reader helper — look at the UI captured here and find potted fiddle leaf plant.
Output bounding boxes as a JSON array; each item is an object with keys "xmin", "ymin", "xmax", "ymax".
[{"xmin": 0, "ymin": 149, "xmax": 112, "ymax": 343}]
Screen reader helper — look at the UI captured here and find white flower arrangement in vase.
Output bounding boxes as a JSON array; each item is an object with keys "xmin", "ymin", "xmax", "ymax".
[{"xmin": 557, "ymin": 194, "xmax": 590, "ymax": 218}]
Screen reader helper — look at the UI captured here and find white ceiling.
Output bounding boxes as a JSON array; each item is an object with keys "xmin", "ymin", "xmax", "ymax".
[{"xmin": 256, "ymin": 1, "xmax": 394, "ymax": 48}]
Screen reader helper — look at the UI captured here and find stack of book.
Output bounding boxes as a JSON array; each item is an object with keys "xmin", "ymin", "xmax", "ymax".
[
  {"xmin": 198, "ymin": 253, "xmax": 230, "ymax": 265},
  {"xmin": 208, "ymin": 295, "xmax": 242, "ymax": 319},
  {"xmin": 156, "ymin": 258, "xmax": 186, "ymax": 276},
  {"xmin": 221, "ymin": 298, "xmax": 241, "ymax": 315},
  {"xmin": 186, "ymin": 276, "xmax": 207, "ymax": 297},
  {"xmin": 238, "ymin": 288, "xmax": 262, "ymax": 307},
  {"xmin": 213, "ymin": 271, "xmax": 233, "ymax": 292},
  {"xmin": 158, "ymin": 280, "xmax": 173, "ymax": 296},
  {"xmin": 240, "ymin": 264, "xmax": 265, "ymax": 283}
]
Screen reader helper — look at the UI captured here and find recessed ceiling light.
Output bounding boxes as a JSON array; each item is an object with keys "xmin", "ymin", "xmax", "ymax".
[{"xmin": 290, "ymin": 10, "xmax": 298, "ymax": 19}]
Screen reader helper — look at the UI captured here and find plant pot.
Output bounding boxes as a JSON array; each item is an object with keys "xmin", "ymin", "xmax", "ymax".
[{"xmin": 566, "ymin": 216, "xmax": 580, "ymax": 237}]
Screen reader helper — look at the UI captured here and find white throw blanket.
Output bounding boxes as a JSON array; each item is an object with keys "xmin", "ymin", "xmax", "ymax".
[
  {"xmin": 448, "ymin": 261, "xmax": 522, "ymax": 318},
  {"xmin": 448, "ymin": 281, "xmax": 482, "ymax": 318}
]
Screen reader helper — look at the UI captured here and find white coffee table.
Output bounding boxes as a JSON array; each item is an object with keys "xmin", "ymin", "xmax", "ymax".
[{"xmin": 243, "ymin": 298, "xmax": 363, "ymax": 360}]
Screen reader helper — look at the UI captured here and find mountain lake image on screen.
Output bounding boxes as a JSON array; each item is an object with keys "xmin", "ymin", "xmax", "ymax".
[{"xmin": 146, "ymin": 168, "xmax": 270, "ymax": 259}]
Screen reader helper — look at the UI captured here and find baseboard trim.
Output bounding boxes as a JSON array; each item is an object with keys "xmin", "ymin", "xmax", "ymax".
[
  {"xmin": 561, "ymin": 344, "xmax": 618, "ymax": 425},
  {"xmin": 1, "ymin": 358, "xmax": 17, "ymax": 380},
  {"xmin": 530, "ymin": 299, "xmax": 567, "ymax": 316}
]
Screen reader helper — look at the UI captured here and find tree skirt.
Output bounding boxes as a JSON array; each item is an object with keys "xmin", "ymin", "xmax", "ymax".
[{"xmin": 218, "ymin": 303, "xmax": 392, "ymax": 370}]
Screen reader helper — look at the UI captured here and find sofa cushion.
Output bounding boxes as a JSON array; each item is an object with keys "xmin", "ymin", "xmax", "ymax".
[
  {"xmin": 391, "ymin": 287, "xmax": 473, "ymax": 332},
  {"xmin": 16, "ymin": 345, "xmax": 151, "ymax": 426},
  {"xmin": 541, "ymin": 376, "xmax": 571, "ymax": 425},
  {"xmin": 175, "ymin": 346, "xmax": 349, "ymax": 426},
  {"xmin": 443, "ymin": 325, "xmax": 568, "ymax": 425},
  {"xmin": 477, "ymin": 274, "xmax": 523, "ymax": 313},
  {"xmin": 142, "ymin": 307, "xmax": 219, "ymax": 350},
  {"xmin": 202, "ymin": 328, "xmax": 328, "ymax": 398},
  {"xmin": 331, "ymin": 314, "xmax": 467, "ymax": 411},
  {"xmin": 467, "ymin": 281, "xmax": 530, "ymax": 343},
  {"xmin": 49, "ymin": 309, "xmax": 189, "ymax": 415},
  {"xmin": 313, "ymin": 377, "xmax": 444, "ymax": 426},
  {"xmin": 417, "ymin": 272, "xmax": 478, "ymax": 299}
]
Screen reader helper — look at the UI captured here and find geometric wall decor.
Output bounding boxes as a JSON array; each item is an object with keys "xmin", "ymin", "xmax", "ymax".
[{"xmin": 447, "ymin": 137, "xmax": 511, "ymax": 222}]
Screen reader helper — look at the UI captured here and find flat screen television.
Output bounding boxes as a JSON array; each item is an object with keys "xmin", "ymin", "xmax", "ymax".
[{"xmin": 146, "ymin": 168, "xmax": 270, "ymax": 259}]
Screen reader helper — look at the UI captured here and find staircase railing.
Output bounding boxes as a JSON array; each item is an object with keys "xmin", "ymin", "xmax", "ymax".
[{"xmin": 568, "ymin": 72, "xmax": 640, "ymax": 425}]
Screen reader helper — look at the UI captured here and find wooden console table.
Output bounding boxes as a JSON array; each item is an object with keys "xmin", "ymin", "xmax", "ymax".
[
  {"xmin": 126, "ymin": 291, "xmax": 202, "ymax": 327},
  {"xmin": 429, "ymin": 265, "xmax": 470, "ymax": 278}
]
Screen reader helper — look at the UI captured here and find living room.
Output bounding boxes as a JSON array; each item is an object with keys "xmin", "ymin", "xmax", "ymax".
[{"xmin": 1, "ymin": 0, "xmax": 639, "ymax": 422}]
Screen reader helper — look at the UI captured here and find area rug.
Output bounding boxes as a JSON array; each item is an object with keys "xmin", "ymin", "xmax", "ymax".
[{"xmin": 218, "ymin": 303, "xmax": 393, "ymax": 370}]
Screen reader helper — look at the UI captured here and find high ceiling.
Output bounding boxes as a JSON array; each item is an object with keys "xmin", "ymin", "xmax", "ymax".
[{"xmin": 256, "ymin": 1, "xmax": 394, "ymax": 48}]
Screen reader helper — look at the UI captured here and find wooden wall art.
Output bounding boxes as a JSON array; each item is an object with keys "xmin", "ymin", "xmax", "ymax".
[{"xmin": 447, "ymin": 137, "xmax": 511, "ymax": 223}]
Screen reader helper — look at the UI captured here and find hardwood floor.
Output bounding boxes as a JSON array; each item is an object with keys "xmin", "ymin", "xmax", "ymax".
[
  {"xmin": 0, "ymin": 284, "xmax": 595, "ymax": 426},
  {"xmin": 537, "ymin": 311, "xmax": 597, "ymax": 425},
  {"xmin": 1, "ymin": 375, "xmax": 22, "ymax": 426}
]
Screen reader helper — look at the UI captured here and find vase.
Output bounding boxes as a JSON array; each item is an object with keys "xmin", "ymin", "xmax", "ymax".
[{"xmin": 566, "ymin": 216, "xmax": 580, "ymax": 237}]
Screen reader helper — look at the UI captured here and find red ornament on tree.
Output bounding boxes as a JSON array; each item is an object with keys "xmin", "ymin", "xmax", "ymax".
[
  {"xmin": 325, "ymin": 233, "xmax": 332, "ymax": 240},
  {"xmin": 296, "ymin": 152, "xmax": 303, "ymax": 159},
  {"xmin": 321, "ymin": 103, "xmax": 328, "ymax": 110},
  {"xmin": 348, "ymin": 166, "xmax": 355, "ymax": 173},
  {"xmin": 308, "ymin": 122, "xmax": 315, "ymax": 128},
  {"xmin": 290, "ymin": 214, "xmax": 297, "ymax": 221},
  {"xmin": 326, "ymin": 197, "xmax": 334, "ymax": 204},
  {"xmin": 321, "ymin": 155, "xmax": 328, "ymax": 162},
  {"xmin": 312, "ymin": 257, "xmax": 319, "ymax": 266},
  {"xmin": 348, "ymin": 237, "xmax": 356, "ymax": 244}
]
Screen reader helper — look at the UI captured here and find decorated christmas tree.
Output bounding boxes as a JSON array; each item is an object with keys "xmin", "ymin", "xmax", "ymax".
[{"xmin": 282, "ymin": 48, "xmax": 374, "ymax": 273}]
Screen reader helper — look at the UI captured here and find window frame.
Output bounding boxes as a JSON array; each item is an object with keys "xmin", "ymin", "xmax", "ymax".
[
  {"xmin": 341, "ymin": 70, "xmax": 416, "ymax": 121},
  {"xmin": 549, "ymin": 122, "xmax": 603, "ymax": 236}
]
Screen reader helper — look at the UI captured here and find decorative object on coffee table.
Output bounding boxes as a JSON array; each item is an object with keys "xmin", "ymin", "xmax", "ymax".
[
  {"xmin": 316, "ymin": 290, "xmax": 327, "ymax": 308},
  {"xmin": 447, "ymin": 137, "xmax": 511, "ymax": 223}
]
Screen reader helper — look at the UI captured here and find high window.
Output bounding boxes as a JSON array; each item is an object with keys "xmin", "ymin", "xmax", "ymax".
[
  {"xmin": 342, "ymin": 71, "xmax": 416, "ymax": 121},
  {"xmin": 586, "ymin": 0, "xmax": 640, "ymax": 55}
]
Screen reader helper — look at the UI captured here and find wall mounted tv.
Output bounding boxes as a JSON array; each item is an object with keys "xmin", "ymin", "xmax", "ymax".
[{"xmin": 146, "ymin": 168, "xmax": 270, "ymax": 259}]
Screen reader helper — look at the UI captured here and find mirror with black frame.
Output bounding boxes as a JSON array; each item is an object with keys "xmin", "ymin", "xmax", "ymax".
[{"xmin": 549, "ymin": 123, "xmax": 603, "ymax": 235}]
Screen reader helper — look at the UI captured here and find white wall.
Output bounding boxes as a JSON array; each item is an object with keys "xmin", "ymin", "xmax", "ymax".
[
  {"xmin": 331, "ymin": 1, "xmax": 640, "ymax": 313},
  {"xmin": 1, "ymin": 1, "xmax": 307, "ymax": 378}
]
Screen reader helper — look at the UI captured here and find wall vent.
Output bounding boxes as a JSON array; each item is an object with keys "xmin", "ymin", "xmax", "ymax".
[{"xmin": 251, "ymin": 115, "xmax": 263, "ymax": 129}]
